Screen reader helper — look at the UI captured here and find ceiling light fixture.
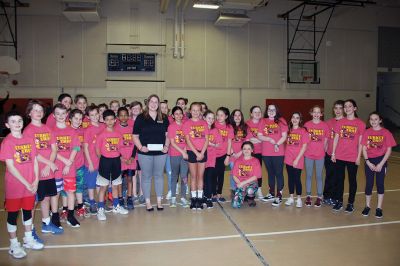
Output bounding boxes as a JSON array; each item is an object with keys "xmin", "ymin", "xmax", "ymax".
[{"xmin": 193, "ymin": 2, "xmax": 220, "ymax": 9}]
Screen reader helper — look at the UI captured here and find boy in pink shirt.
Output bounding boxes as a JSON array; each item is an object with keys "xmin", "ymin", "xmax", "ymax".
[
  {"xmin": 95, "ymin": 109, "xmax": 129, "ymax": 221},
  {"xmin": 0, "ymin": 111, "xmax": 44, "ymax": 259},
  {"xmin": 231, "ymin": 142, "xmax": 262, "ymax": 208},
  {"xmin": 46, "ymin": 93, "xmax": 72, "ymax": 128}
]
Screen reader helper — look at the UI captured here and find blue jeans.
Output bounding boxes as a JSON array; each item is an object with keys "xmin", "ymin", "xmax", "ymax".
[{"xmin": 305, "ymin": 157, "xmax": 324, "ymax": 197}]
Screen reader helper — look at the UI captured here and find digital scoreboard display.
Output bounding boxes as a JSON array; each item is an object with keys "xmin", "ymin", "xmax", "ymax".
[{"xmin": 107, "ymin": 53, "xmax": 156, "ymax": 72}]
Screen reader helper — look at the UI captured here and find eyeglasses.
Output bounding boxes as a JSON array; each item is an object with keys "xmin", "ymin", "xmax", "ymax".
[{"xmin": 267, "ymin": 109, "xmax": 276, "ymax": 112}]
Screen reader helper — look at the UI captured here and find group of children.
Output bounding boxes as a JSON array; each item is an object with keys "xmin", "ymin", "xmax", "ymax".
[{"xmin": 0, "ymin": 94, "xmax": 396, "ymax": 259}]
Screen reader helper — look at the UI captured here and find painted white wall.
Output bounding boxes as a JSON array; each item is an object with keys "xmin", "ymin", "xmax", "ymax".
[
  {"xmin": 378, "ymin": 72, "xmax": 400, "ymax": 126},
  {"xmin": 0, "ymin": 0, "xmax": 399, "ymax": 120}
]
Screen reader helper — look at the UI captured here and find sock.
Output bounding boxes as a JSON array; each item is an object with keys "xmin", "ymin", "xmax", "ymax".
[
  {"xmin": 42, "ymin": 217, "xmax": 51, "ymax": 225},
  {"xmin": 197, "ymin": 190, "xmax": 203, "ymax": 198},
  {"xmin": 191, "ymin": 191, "xmax": 197, "ymax": 198},
  {"xmin": 67, "ymin": 210, "xmax": 74, "ymax": 219},
  {"xmin": 77, "ymin": 203, "xmax": 83, "ymax": 209},
  {"xmin": 62, "ymin": 206, "xmax": 68, "ymax": 212},
  {"xmin": 113, "ymin": 198, "xmax": 119, "ymax": 207},
  {"xmin": 24, "ymin": 231, "xmax": 33, "ymax": 238},
  {"xmin": 51, "ymin": 212, "xmax": 59, "ymax": 222},
  {"xmin": 10, "ymin": 238, "xmax": 18, "ymax": 245},
  {"xmin": 98, "ymin": 201, "xmax": 105, "ymax": 208},
  {"xmin": 89, "ymin": 199, "xmax": 95, "ymax": 206}
]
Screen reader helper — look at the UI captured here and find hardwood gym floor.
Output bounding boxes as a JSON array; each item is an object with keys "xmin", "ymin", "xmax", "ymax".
[{"xmin": 0, "ymin": 154, "xmax": 399, "ymax": 266}]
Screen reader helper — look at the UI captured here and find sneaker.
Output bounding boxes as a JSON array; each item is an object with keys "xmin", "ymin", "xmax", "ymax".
[
  {"xmin": 118, "ymin": 198, "xmax": 125, "ymax": 207},
  {"xmin": 361, "ymin": 207, "xmax": 370, "ymax": 217},
  {"xmin": 248, "ymin": 197, "xmax": 256, "ymax": 207},
  {"xmin": 76, "ymin": 207, "xmax": 87, "ymax": 218},
  {"xmin": 170, "ymin": 197, "xmax": 177, "ymax": 208},
  {"xmin": 256, "ymin": 188, "xmax": 264, "ymax": 199},
  {"xmin": 271, "ymin": 198, "xmax": 282, "ymax": 207},
  {"xmin": 375, "ymin": 208, "xmax": 383, "ymax": 219},
  {"xmin": 127, "ymin": 198, "xmax": 134, "ymax": 210},
  {"xmin": 305, "ymin": 196, "xmax": 312, "ymax": 207},
  {"xmin": 296, "ymin": 198, "xmax": 303, "ymax": 208},
  {"xmin": 180, "ymin": 197, "xmax": 189, "ymax": 208},
  {"xmin": 60, "ymin": 210, "xmax": 68, "ymax": 221},
  {"xmin": 113, "ymin": 204, "xmax": 129, "ymax": 215},
  {"xmin": 32, "ymin": 227, "xmax": 44, "ymax": 244},
  {"xmin": 42, "ymin": 222, "xmax": 64, "ymax": 235},
  {"xmin": 190, "ymin": 198, "xmax": 197, "ymax": 210},
  {"xmin": 166, "ymin": 190, "xmax": 172, "ymax": 200},
  {"xmin": 314, "ymin": 197, "xmax": 322, "ymax": 208},
  {"xmin": 196, "ymin": 198, "xmax": 204, "ymax": 210},
  {"xmin": 329, "ymin": 198, "xmax": 336, "ymax": 205},
  {"xmin": 67, "ymin": 215, "xmax": 81, "ymax": 228},
  {"xmin": 344, "ymin": 203, "xmax": 354, "ymax": 213},
  {"xmin": 212, "ymin": 197, "xmax": 217, "ymax": 203},
  {"xmin": 23, "ymin": 236, "xmax": 44, "ymax": 250},
  {"xmin": 285, "ymin": 197, "xmax": 294, "ymax": 206},
  {"xmin": 218, "ymin": 197, "xmax": 226, "ymax": 203},
  {"xmin": 89, "ymin": 204, "xmax": 98, "ymax": 215},
  {"xmin": 104, "ymin": 204, "xmax": 113, "ymax": 213},
  {"xmin": 261, "ymin": 193, "xmax": 275, "ymax": 202},
  {"xmin": 9, "ymin": 241, "xmax": 26, "ymax": 259},
  {"xmin": 332, "ymin": 201, "xmax": 343, "ymax": 212},
  {"xmin": 97, "ymin": 207, "xmax": 106, "ymax": 221},
  {"xmin": 206, "ymin": 199, "xmax": 214, "ymax": 209},
  {"xmin": 138, "ymin": 195, "xmax": 146, "ymax": 205},
  {"xmin": 322, "ymin": 198, "xmax": 330, "ymax": 205}
]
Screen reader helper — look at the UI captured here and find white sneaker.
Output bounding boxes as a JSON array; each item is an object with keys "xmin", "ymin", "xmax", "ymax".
[
  {"xmin": 296, "ymin": 198, "xmax": 303, "ymax": 208},
  {"xmin": 285, "ymin": 197, "xmax": 294, "ymax": 206},
  {"xmin": 97, "ymin": 207, "xmax": 107, "ymax": 221},
  {"xmin": 113, "ymin": 204, "xmax": 129, "ymax": 215},
  {"xmin": 23, "ymin": 236, "xmax": 44, "ymax": 250},
  {"xmin": 166, "ymin": 190, "xmax": 172, "ymax": 200},
  {"xmin": 180, "ymin": 197, "xmax": 189, "ymax": 208},
  {"xmin": 176, "ymin": 183, "xmax": 180, "ymax": 194},
  {"xmin": 9, "ymin": 242, "xmax": 26, "ymax": 259},
  {"xmin": 256, "ymin": 188, "xmax": 264, "ymax": 199},
  {"xmin": 170, "ymin": 197, "xmax": 177, "ymax": 208}
]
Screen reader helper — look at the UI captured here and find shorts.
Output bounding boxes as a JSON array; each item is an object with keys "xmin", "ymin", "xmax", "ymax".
[
  {"xmin": 37, "ymin": 179, "xmax": 57, "ymax": 201},
  {"xmin": 5, "ymin": 196, "xmax": 35, "ymax": 212},
  {"xmin": 187, "ymin": 150, "xmax": 208, "ymax": 163},
  {"xmin": 98, "ymin": 156, "xmax": 121, "ymax": 181},
  {"xmin": 55, "ymin": 177, "xmax": 64, "ymax": 193},
  {"xmin": 63, "ymin": 176, "xmax": 77, "ymax": 192},
  {"xmin": 122, "ymin": 169, "xmax": 136, "ymax": 178},
  {"xmin": 84, "ymin": 166, "xmax": 98, "ymax": 189},
  {"xmin": 76, "ymin": 166, "xmax": 85, "ymax": 193},
  {"xmin": 96, "ymin": 175, "xmax": 122, "ymax": 187}
]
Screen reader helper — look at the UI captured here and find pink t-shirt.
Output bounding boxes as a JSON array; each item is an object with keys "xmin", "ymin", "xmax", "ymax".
[
  {"xmin": 182, "ymin": 119, "xmax": 209, "ymax": 151},
  {"xmin": 284, "ymin": 127, "xmax": 310, "ymax": 169},
  {"xmin": 259, "ymin": 117, "xmax": 288, "ymax": 156},
  {"xmin": 167, "ymin": 122, "xmax": 186, "ymax": 157},
  {"xmin": 96, "ymin": 129, "xmax": 123, "ymax": 158},
  {"xmin": 326, "ymin": 118, "xmax": 342, "ymax": 156},
  {"xmin": 231, "ymin": 128, "xmax": 246, "ymax": 163},
  {"xmin": 214, "ymin": 122, "xmax": 234, "ymax": 158},
  {"xmin": 206, "ymin": 128, "xmax": 223, "ymax": 168},
  {"xmin": 83, "ymin": 123, "xmax": 105, "ymax": 169},
  {"xmin": 72, "ymin": 126, "xmax": 85, "ymax": 168},
  {"xmin": 246, "ymin": 119, "xmax": 262, "ymax": 154},
  {"xmin": 304, "ymin": 120, "xmax": 330, "ymax": 160},
  {"xmin": 0, "ymin": 134, "xmax": 37, "ymax": 199},
  {"xmin": 361, "ymin": 128, "xmax": 397, "ymax": 158},
  {"xmin": 81, "ymin": 116, "xmax": 91, "ymax": 129},
  {"xmin": 232, "ymin": 156, "xmax": 262, "ymax": 183},
  {"xmin": 115, "ymin": 122, "xmax": 136, "ymax": 170},
  {"xmin": 53, "ymin": 126, "xmax": 80, "ymax": 177},
  {"xmin": 334, "ymin": 118, "xmax": 366, "ymax": 162},
  {"xmin": 24, "ymin": 123, "xmax": 56, "ymax": 180},
  {"xmin": 168, "ymin": 115, "xmax": 174, "ymax": 124}
]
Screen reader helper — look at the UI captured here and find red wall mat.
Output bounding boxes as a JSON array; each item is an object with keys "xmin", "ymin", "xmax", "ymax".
[
  {"xmin": 265, "ymin": 99, "xmax": 325, "ymax": 122},
  {"xmin": 2, "ymin": 98, "xmax": 53, "ymax": 115}
]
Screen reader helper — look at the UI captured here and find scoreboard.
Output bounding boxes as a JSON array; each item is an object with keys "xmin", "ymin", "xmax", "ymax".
[{"xmin": 107, "ymin": 53, "xmax": 156, "ymax": 72}]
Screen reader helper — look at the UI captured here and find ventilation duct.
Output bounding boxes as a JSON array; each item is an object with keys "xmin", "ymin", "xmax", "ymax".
[{"xmin": 62, "ymin": 0, "xmax": 100, "ymax": 22}]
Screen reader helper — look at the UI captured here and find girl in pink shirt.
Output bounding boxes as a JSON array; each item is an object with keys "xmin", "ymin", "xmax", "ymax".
[
  {"xmin": 331, "ymin": 99, "xmax": 366, "ymax": 213},
  {"xmin": 183, "ymin": 102, "xmax": 209, "ymax": 210},
  {"xmin": 167, "ymin": 106, "xmax": 189, "ymax": 207},
  {"xmin": 361, "ymin": 112, "xmax": 397, "ymax": 218},
  {"xmin": 304, "ymin": 106, "xmax": 329, "ymax": 207},
  {"xmin": 0, "ymin": 112, "xmax": 43, "ymax": 258},
  {"xmin": 246, "ymin": 105, "xmax": 264, "ymax": 199},
  {"xmin": 229, "ymin": 109, "xmax": 247, "ymax": 195},
  {"xmin": 214, "ymin": 107, "xmax": 234, "ymax": 202},
  {"xmin": 74, "ymin": 94, "xmax": 90, "ymax": 129},
  {"xmin": 284, "ymin": 112, "xmax": 309, "ymax": 208},
  {"xmin": 258, "ymin": 104, "xmax": 288, "ymax": 205},
  {"xmin": 231, "ymin": 141, "xmax": 262, "ymax": 208}
]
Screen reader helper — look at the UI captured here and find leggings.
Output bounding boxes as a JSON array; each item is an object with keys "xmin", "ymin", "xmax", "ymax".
[
  {"xmin": 170, "ymin": 155, "xmax": 189, "ymax": 198},
  {"xmin": 304, "ymin": 157, "xmax": 324, "ymax": 197},
  {"xmin": 286, "ymin": 165, "xmax": 302, "ymax": 195},
  {"xmin": 365, "ymin": 155, "xmax": 386, "ymax": 195},
  {"xmin": 332, "ymin": 159, "xmax": 358, "ymax": 204},
  {"xmin": 232, "ymin": 182, "xmax": 258, "ymax": 208},
  {"xmin": 323, "ymin": 153, "xmax": 335, "ymax": 199},
  {"xmin": 215, "ymin": 155, "xmax": 227, "ymax": 195},
  {"xmin": 204, "ymin": 167, "xmax": 215, "ymax": 198},
  {"xmin": 262, "ymin": 156, "xmax": 284, "ymax": 196}
]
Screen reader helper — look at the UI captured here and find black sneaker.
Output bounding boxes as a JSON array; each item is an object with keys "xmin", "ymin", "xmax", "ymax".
[
  {"xmin": 375, "ymin": 208, "xmax": 383, "ymax": 219},
  {"xmin": 190, "ymin": 198, "xmax": 197, "ymax": 210},
  {"xmin": 261, "ymin": 193, "xmax": 275, "ymax": 202},
  {"xmin": 332, "ymin": 201, "xmax": 343, "ymax": 212},
  {"xmin": 196, "ymin": 198, "xmax": 204, "ymax": 210},
  {"xmin": 67, "ymin": 215, "xmax": 81, "ymax": 228},
  {"xmin": 248, "ymin": 197, "xmax": 256, "ymax": 207},
  {"xmin": 361, "ymin": 207, "xmax": 370, "ymax": 217},
  {"xmin": 206, "ymin": 199, "xmax": 214, "ymax": 209},
  {"xmin": 344, "ymin": 203, "xmax": 354, "ymax": 213}
]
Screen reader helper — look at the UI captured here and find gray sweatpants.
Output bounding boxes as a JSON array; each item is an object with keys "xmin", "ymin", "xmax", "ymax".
[
  {"xmin": 138, "ymin": 154, "xmax": 167, "ymax": 200},
  {"xmin": 170, "ymin": 155, "xmax": 189, "ymax": 198},
  {"xmin": 305, "ymin": 157, "xmax": 324, "ymax": 197}
]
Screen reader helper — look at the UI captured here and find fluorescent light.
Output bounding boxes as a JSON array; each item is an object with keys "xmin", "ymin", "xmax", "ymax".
[{"xmin": 193, "ymin": 3, "xmax": 220, "ymax": 9}]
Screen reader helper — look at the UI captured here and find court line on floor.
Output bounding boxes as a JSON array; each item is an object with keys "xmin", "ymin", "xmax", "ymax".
[{"xmin": 0, "ymin": 220, "xmax": 398, "ymax": 251}]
